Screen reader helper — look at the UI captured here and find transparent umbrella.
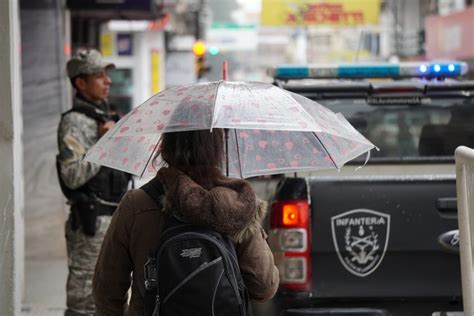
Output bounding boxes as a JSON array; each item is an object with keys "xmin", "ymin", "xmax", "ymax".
[{"xmin": 85, "ymin": 80, "xmax": 376, "ymax": 178}]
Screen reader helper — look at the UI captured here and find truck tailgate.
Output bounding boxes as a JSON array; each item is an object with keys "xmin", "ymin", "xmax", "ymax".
[{"xmin": 309, "ymin": 175, "xmax": 461, "ymax": 298}]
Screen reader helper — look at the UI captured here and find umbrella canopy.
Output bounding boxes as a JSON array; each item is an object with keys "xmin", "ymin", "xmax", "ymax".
[{"xmin": 85, "ymin": 81, "xmax": 376, "ymax": 178}]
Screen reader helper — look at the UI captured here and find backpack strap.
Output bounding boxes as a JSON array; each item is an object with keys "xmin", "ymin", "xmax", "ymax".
[
  {"xmin": 63, "ymin": 105, "xmax": 108, "ymax": 124},
  {"xmin": 141, "ymin": 178, "xmax": 167, "ymax": 315}
]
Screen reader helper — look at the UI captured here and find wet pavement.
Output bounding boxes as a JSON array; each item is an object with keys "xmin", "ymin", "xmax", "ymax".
[{"xmin": 22, "ymin": 258, "xmax": 67, "ymax": 316}]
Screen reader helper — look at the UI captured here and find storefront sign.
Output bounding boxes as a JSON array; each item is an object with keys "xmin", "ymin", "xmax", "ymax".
[
  {"xmin": 207, "ymin": 24, "xmax": 257, "ymax": 51},
  {"xmin": 100, "ymin": 32, "xmax": 113, "ymax": 57},
  {"xmin": 261, "ymin": 0, "xmax": 380, "ymax": 26},
  {"xmin": 151, "ymin": 49, "xmax": 161, "ymax": 94},
  {"xmin": 117, "ymin": 33, "xmax": 133, "ymax": 56}
]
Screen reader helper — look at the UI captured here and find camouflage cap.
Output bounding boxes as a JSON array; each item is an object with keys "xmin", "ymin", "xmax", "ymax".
[{"xmin": 66, "ymin": 49, "xmax": 115, "ymax": 78}]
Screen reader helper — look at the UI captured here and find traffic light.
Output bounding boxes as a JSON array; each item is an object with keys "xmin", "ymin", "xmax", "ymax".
[
  {"xmin": 195, "ymin": 56, "xmax": 207, "ymax": 79},
  {"xmin": 193, "ymin": 41, "xmax": 210, "ymax": 79},
  {"xmin": 208, "ymin": 46, "xmax": 220, "ymax": 56},
  {"xmin": 193, "ymin": 41, "xmax": 206, "ymax": 56}
]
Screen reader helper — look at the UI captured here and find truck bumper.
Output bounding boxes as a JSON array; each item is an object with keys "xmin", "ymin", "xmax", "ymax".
[{"xmin": 250, "ymin": 293, "xmax": 464, "ymax": 316}]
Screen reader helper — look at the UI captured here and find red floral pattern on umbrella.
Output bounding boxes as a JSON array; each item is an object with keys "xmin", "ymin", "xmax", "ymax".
[{"xmin": 85, "ymin": 81, "xmax": 376, "ymax": 177}]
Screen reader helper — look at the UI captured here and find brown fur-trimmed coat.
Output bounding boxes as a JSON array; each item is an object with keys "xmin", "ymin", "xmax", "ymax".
[{"xmin": 93, "ymin": 167, "xmax": 279, "ymax": 316}]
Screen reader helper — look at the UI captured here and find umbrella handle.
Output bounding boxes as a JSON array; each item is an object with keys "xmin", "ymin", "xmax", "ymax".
[
  {"xmin": 225, "ymin": 128, "xmax": 229, "ymax": 176},
  {"xmin": 223, "ymin": 61, "xmax": 228, "ymax": 175},
  {"xmin": 223, "ymin": 61, "xmax": 228, "ymax": 80}
]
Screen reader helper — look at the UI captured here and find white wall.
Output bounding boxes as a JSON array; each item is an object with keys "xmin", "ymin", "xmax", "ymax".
[
  {"xmin": 100, "ymin": 27, "xmax": 166, "ymax": 108},
  {"xmin": 139, "ymin": 31, "xmax": 166, "ymax": 102},
  {"xmin": 401, "ymin": 0, "xmax": 422, "ymax": 31},
  {"xmin": 439, "ymin": 0, "xmax": 466, "ymax": 15},
  {"xmin": 0, "ymin": 0, "xmax": 24, "ymax": 315},
  {"xmin": 395, "ymin": 0, "xmax": 423, "ymax": 57},
  {"xmin": 379, "ymin": 2, "xmax": 394, "ymax": 59},
  {"xmin": 21, "ymin": 3, "xmax": 69, "ymax": 260}
]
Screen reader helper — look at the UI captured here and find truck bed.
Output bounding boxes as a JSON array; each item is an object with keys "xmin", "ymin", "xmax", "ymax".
[{"xmin": 307, "ymin": 175, "xmax": 460, "ymax": 298}]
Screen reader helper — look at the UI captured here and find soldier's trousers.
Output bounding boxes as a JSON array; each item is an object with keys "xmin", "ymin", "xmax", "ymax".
[{"xmin": 65, "ymin": 214, "xmax": 112, "ymax": 316}]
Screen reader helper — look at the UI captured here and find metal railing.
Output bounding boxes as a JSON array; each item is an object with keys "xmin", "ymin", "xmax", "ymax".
[{"xmin": 455, "ymin": 146, "xmax": 474, "ymax": 315}]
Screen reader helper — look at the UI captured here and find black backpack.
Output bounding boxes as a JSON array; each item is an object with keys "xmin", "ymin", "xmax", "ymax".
[{"xmin": 141, "ymin": 178, "xmax": 250, "ymax": 316}]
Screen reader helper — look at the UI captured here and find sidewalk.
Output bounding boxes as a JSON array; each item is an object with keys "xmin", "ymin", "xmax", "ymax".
[{"xmin": 22, "ymin": 257, "xmax": 67, "ymax": 316}]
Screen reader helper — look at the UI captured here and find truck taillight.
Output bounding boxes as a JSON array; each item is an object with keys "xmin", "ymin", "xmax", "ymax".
[{"xmin": 270, "ymin": 200, "xmax": 311, "ymax": 291}]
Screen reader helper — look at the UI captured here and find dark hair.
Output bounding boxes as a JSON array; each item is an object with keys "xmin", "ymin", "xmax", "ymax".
[
  {"xmin": 69, "ymin": 74, "xmax": 90, "ymax": 90},
  {"xmin": 156, "ymin": 129, "xmax": 225, "ymax": 188}
]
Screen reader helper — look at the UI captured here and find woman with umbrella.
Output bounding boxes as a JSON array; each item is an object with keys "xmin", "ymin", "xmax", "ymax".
[
  {"xmin": 89, "ymin": 64, "xmax": 375, "ymax": 315},
  {"xmin": 92, "ymin": 128, "xmax": 280, "ymax": 315}
]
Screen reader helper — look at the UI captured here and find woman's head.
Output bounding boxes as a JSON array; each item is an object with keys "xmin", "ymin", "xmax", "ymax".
[{"xmin": 157, "ymin": 129, "xmax": 225, "ymax": 187}]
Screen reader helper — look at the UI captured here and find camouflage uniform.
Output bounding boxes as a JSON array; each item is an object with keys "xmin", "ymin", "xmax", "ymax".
[
  {"xmin": 58, "ymin": 96, "xmax": 114, "ymax": 316},
  {"xmin": 65, "ymin": 215, "xmax": 111, "ymax": 316},
  {"xmin": 58, "ymin": 50, "xmax": 122, "ymax": 316},
  {"xmin": 58, "ymin": 97, "xmax": 104, "ymax": 189}
]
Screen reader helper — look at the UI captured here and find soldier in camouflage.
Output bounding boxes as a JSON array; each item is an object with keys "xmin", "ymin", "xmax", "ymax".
[{"xmin": 57, "ymin": 49, "xmax": 130, "ymax": 316}]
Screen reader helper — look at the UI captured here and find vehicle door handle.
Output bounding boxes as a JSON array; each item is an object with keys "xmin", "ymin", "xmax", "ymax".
[{"xmin": 436, "ymin": 197, "xmax": 457, "ymax": 218}]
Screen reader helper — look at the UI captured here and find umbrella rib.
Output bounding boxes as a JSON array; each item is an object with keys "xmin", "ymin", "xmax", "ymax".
[
  {"xmin": 210, "ymin": 80, "xmax": 224, "ymax": 131},
  {"xmin": 286, "ymin": 91, "xmax": 321, "ymax": 130},
  {"xmin": 234, "ymin": 129, "xmax": 243, "ymax": 178},
  {"xmin": 139, "ymin": 134, "xmax": 161, "ymax": 178},
  {"xmin": 107, "ymin": 111, "xmax": 133, "ymax": 139},
  {"xmin": 312, "ymin": 132, "xmax": 339, "ymax": 170}
]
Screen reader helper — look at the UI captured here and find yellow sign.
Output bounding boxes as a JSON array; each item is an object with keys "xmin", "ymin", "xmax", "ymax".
[
  {"xmin": 100, "ymin": 32, "xmax": 113, "ymax": 57},
  {"xmin": 151, "ymin": 50, "xmax": 161, "ymax": 94},
  {"xmin": 261, "ymin": 0, "xmax": 380, "ymax": 26}
]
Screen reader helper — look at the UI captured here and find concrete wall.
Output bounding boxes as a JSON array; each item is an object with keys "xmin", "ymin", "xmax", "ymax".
[
  {"xmin": 20, "ymin": 1, "xmax": 69, "ymax": 259},
  {"xmin": 0, "ymin": 1, "xmax": 24, "ymax": 314}
]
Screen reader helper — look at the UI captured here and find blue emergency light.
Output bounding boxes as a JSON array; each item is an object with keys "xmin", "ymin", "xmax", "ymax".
[{"xmin": 269, "ymin": 62, "xmax": 469, "ymax": 79}]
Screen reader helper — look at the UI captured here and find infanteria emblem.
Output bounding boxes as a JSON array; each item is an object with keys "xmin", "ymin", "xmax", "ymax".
[{"xmin": 331, "ymin": 209, "xmax": 390, "ymax": 277}]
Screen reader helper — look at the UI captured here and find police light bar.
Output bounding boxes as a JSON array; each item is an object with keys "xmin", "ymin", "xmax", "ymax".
[{"xmin": 269, "ymin": 62, "xmax": 469, "ymax": 79}]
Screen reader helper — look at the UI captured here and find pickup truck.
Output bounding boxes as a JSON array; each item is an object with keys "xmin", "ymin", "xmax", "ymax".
[{"xmin": 259, "ymin": 63, "xmax": 474, "ymax": 316}]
